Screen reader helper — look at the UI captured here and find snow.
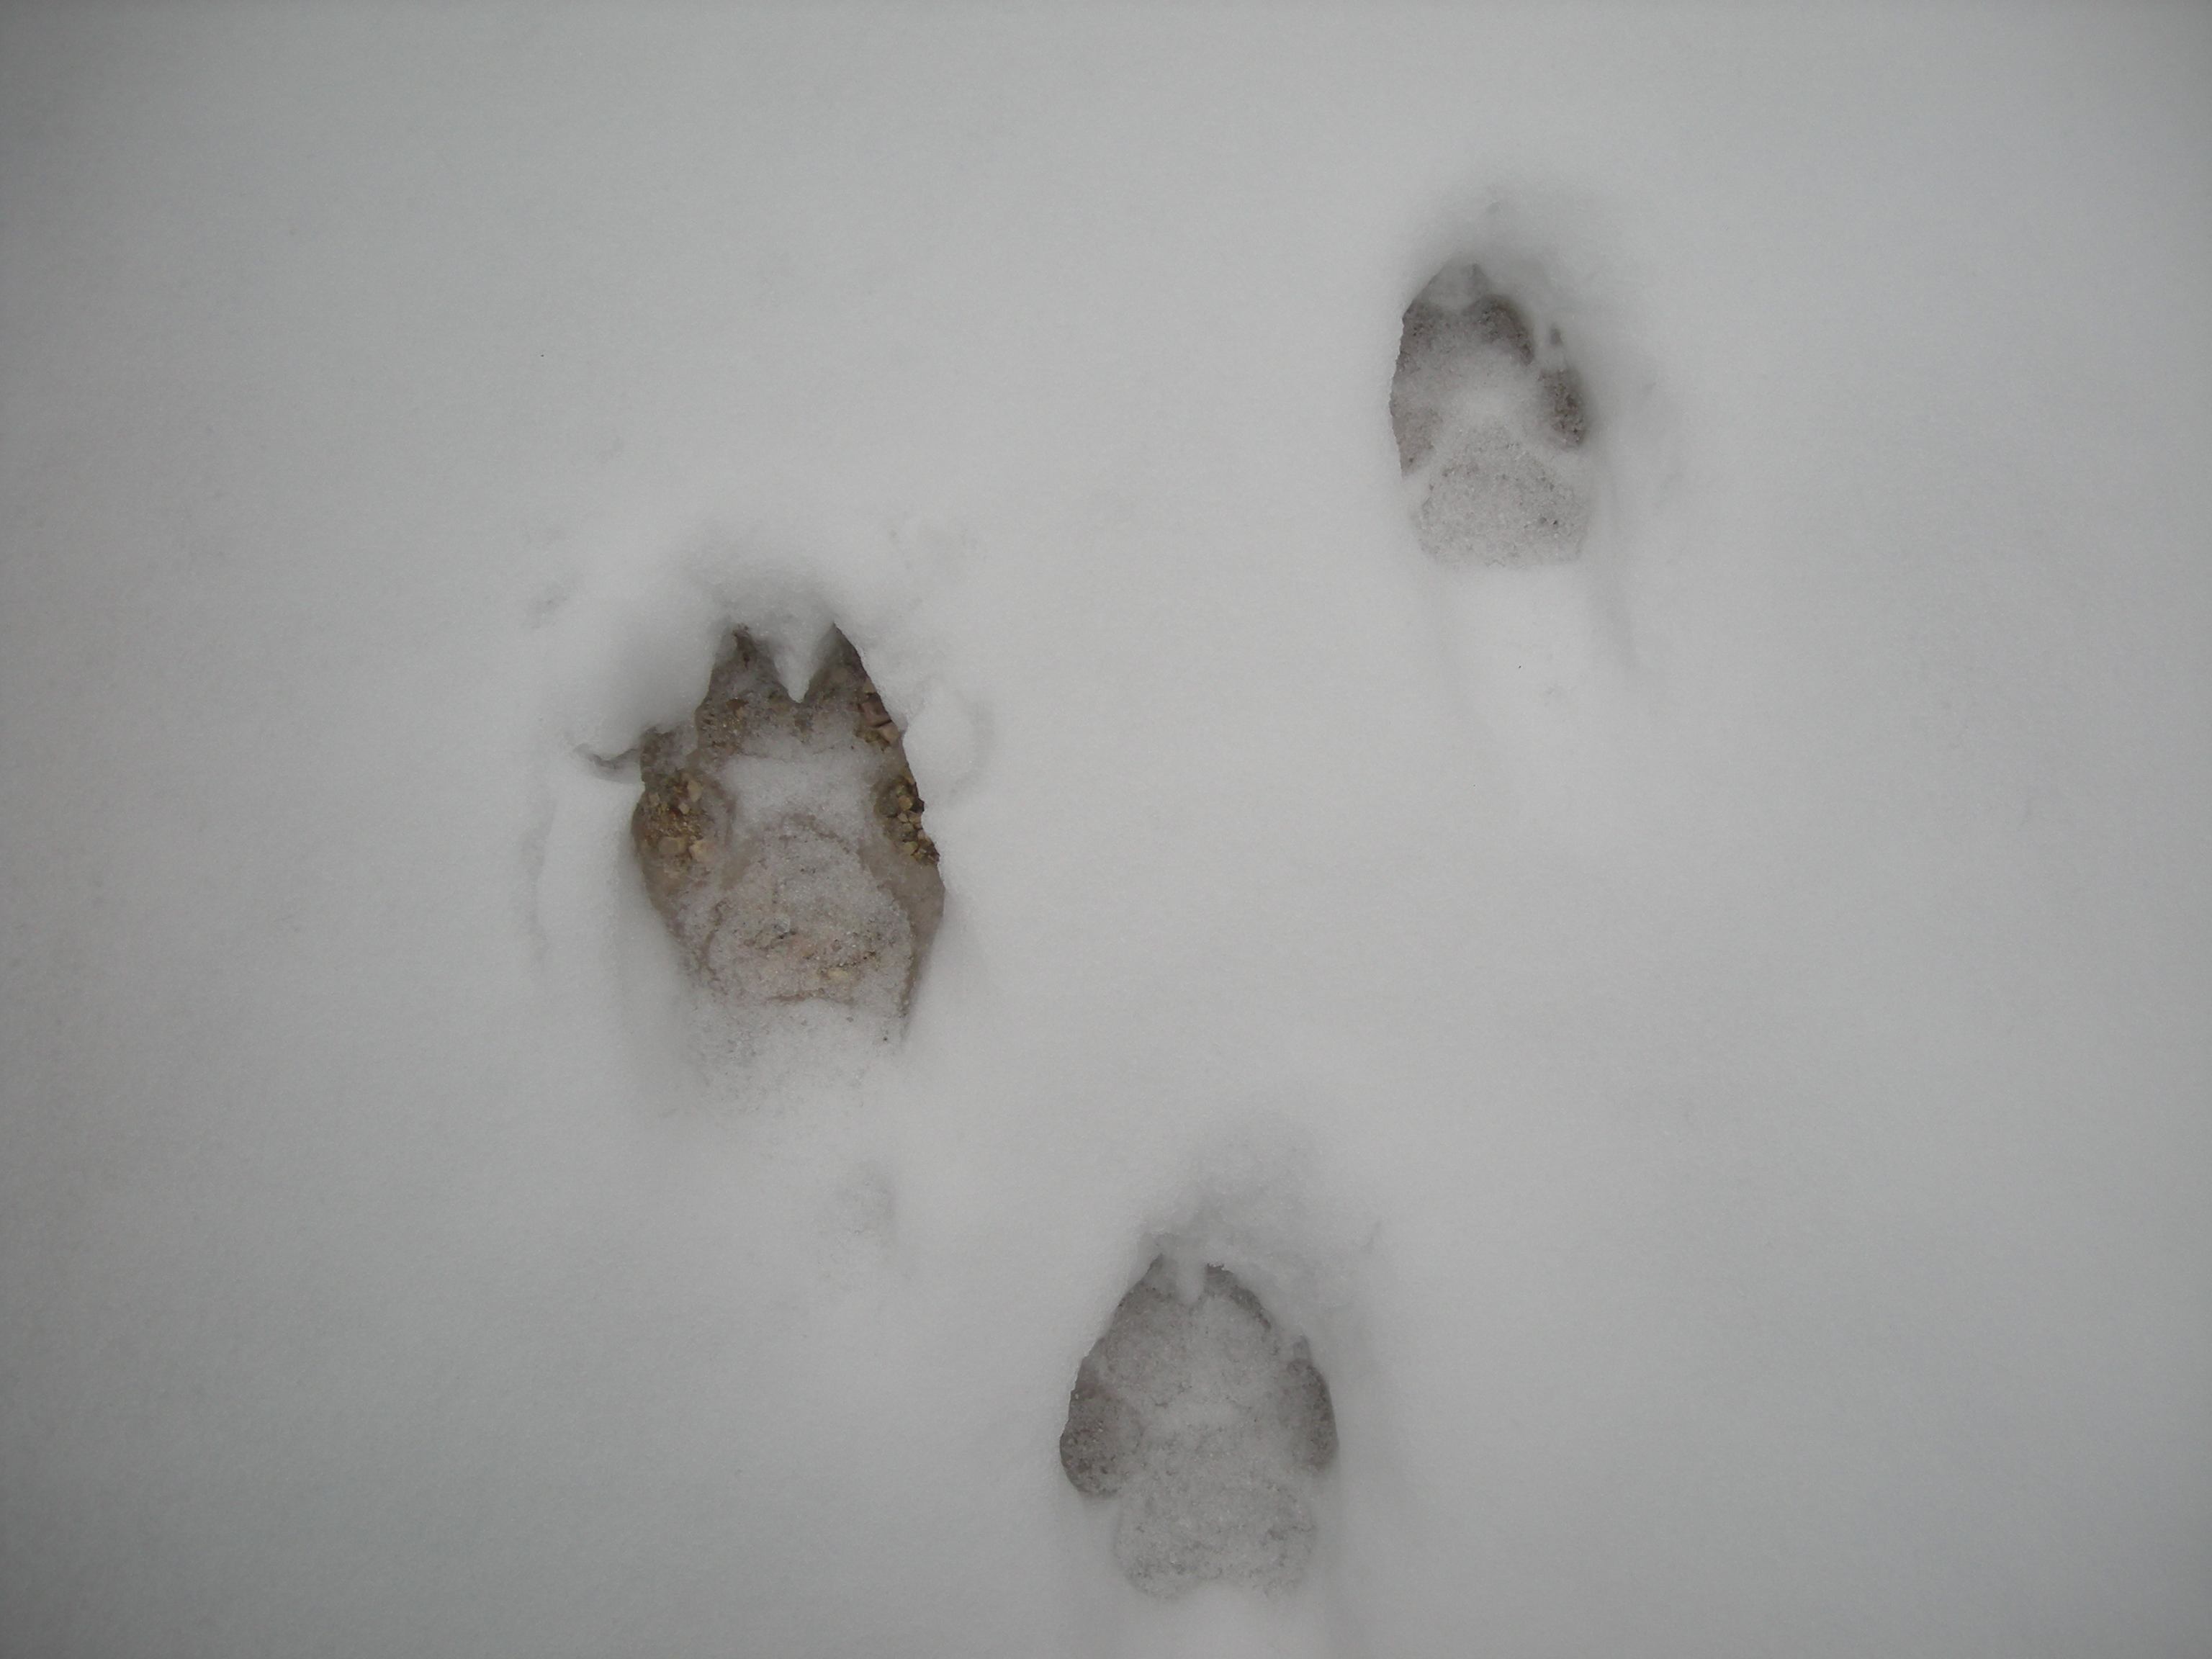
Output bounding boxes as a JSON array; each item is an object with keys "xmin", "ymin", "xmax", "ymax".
[{"xmin": 2, "ymin": 4, "xmax": 2208, "ymax": 1656}]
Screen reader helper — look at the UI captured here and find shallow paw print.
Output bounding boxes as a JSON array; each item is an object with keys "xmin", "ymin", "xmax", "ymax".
[
  {"xmin": 630, "ymin": 630, "xmax": 943, "ymax": 1018},
  {"xmin": 1060, "ymin": 1259, "xmax": 1337, "ymax": 1599},
  {"xmin": 1391, "ymin": 260, "xmax": 1596, "ymax": 566}
]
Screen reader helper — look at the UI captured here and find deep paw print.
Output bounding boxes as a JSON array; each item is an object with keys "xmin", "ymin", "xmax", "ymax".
[
  {"xmin": 1060, "ymin": 1259, "xmax": 1338, "ymax": 1599},
  {"xmin": 1391, "ymin": 260, "xmax": 1596, "ymax": 565},
  {"xmin": 631, "ymin": 630, "xmax": 943, "ymax": 1017}
]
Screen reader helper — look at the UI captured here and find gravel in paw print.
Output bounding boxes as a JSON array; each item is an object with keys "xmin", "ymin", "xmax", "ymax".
[
  {"xmin": 1061, "ymin": 1258, "xmax": 1338, "ymax": 1599},
  {"xmin": 631, "ymin": 631, "xmax": 943, "ymax": 1018},
  {"xmin": 1391, "ymin": 260, "xmax": 1597, "ymax": 565}
]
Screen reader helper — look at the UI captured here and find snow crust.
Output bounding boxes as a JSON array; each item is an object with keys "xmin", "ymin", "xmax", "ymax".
[{"xmin": 2, "ymin": 5, "xmax": 2208, "ymax": 1657}]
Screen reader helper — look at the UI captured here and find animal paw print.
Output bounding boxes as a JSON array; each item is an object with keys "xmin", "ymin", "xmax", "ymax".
[
  {"xmin": 1391, "ymin": 261, "xmax": 1596, "ymax": 565},
  {"xmin": 1061, "ymin": 1259, "xmax": 1338, "ymax": 1598},
  {"xmin": 631, "ymin": 630, "xmax": 943, "ymax": 1017}
]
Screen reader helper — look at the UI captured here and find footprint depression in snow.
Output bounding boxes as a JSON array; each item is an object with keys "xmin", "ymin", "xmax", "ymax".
[
  {"xmin": 1061, "ymin": 1258, "xmax": 1339, "ymax": 1599},
  {"xmin": 1391, "ymin": 260, "xmax": 1596, "ymax": 566},
  {"xmin": 631, "ymin": 629, "xmax": 943, "ymax": 1021}
]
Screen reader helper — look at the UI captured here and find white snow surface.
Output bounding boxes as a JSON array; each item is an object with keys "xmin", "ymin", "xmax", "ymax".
[{"xmin": 3, "ymin": 5, "xmax": 2208, "ymax": 1656}]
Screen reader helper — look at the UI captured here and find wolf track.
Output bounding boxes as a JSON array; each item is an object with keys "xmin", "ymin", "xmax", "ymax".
[
  {"xmin": 631, "ymin": 631, "xmax": 943, "ymax": 1020},
  {"xmin": 1061, "ymin": 1259, "xmax": 1338, "ymax": 1598},
  {"xmin": 1392, "ymin": 261, "xmax": 1597, "ymax": 566}
]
